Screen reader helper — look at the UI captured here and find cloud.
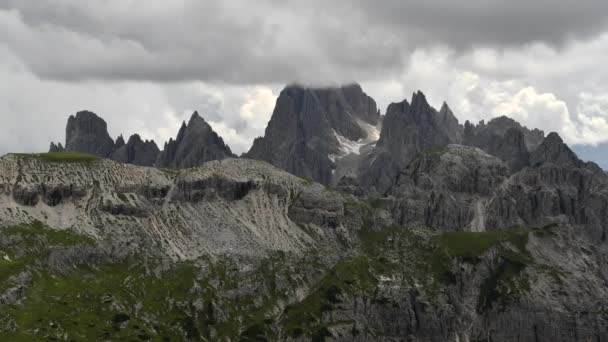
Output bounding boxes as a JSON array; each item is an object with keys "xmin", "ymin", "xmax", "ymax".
[
  {"xmin": 363, "ymin": 46, "xmax": 608, "ymax": 149},
  {"xmin": 2, "ymin": 1, "xmax": 608, "ymax": 84},
  {"xmin": 239, "ymin": 86, "xmax": 277, "ymax": 132}
]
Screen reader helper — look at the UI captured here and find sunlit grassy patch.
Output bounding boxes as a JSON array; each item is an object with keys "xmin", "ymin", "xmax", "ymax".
[{"xmin": 12, "ymin": 152, "xmax": 100, "ymax": 163}]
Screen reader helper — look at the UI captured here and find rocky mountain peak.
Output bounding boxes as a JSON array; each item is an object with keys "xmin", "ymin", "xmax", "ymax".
[
  {"xmin": 359, "ymin": 92, "xmax": 463, "ymax": 193},
  {"xmin": 64, "ymin": 110, "xmax": 115, "ymax": 157},
  {"xmin": 110, "ymin": 133, "xmax": 160, "ymax": 166},
  {"xmin": 462, "ymin": 115, "xmax": 547, "ymax": 172},
  {"xmin": 155, "ymin": 111, "xmax": 234, "ymax": 169},
  {"xmin": 246, "ymin": 83, "xmax": 380, "ymax": 184},
  {"xmin": 114, "ymin": 134, "xmax": 126, "ymax": 149},
  {"xmin": 190, "ymin": 110, "xmax": 202, "ymax": 120},
  {"xmin": 49, "ymin": 110, "xmax": 233, "ymax": 168},
  {"xmin": 48, "ymin": 142, "xmax": 64, "ymax": 153},
  {"xmin": 530, "ymin": 132, "xmax": 582, "ymax": 167},
  {"xmin": 410, "ymin": 90, "xmax": 431, "ymax": 113}
]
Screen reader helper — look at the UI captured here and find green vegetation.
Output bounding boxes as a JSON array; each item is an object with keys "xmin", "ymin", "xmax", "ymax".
[
  {"xmin": 1, "ymin": 221, "xmax": 94, "ymax": 248},
  {"xmin": 477, "ymin": 256, "xmax": 530, "ymax": 313},
  {"xmin": 0, "ymin": 220, "xmax": 542, "ymax": 340},
  {"xmin": 12, "ymin": 152, "xmax": 100, "ymax": 163},
  {"xmin": 425, "ymin": 145, "xmax": 449, "ymax": 156},
  {"xmin": 297, "ymin": 176, "xmax": 315, "ymax": 185},
  {"xmin": 281, "ymin": 225, "xmax": 537, "ymax": 338},
  {"xmin": 1, "ymin": 261, "xmax": 201, "ymax": 341},
  {"xmin": 433, "ymin": 228, "xmax": 533, "ymax": 312},
  {"xmin": 436, "ymin": 228, "xmax": 530, "ymax": 259},
  {"xmin": 116, "ymin": 192, "xmax": 129, "ymax": 202},
  {"xmin": 0, "ymin": 226, "xmax": 315, "ymax": 342},
  {"xmin": 282, "ymin": 255, "xmax": 378, "ymax": 338},
  {"xmin": 0, "ymin": 222, "xmax": 94, "ymax": 293},
  {"xmin": 282, "ymin": 227, "xmax": 446, "ymax": 338}
]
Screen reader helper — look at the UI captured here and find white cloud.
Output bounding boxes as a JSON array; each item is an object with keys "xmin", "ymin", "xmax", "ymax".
[{"xmin": 239, "ymin": 86, "xmax": 276, "ymax": 132}]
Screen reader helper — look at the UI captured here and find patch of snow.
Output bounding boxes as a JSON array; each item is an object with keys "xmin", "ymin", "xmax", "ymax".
[
  {"xmin": 334, "ymin": 132, "xmax": 367, "ymax": 156},
  {"xmin": 329, "ymin": 119, "xmax": 382, "ymax": 161},
  {"xmin": 4, "ymin": 254, "xmax": 12, "ymax": 261}
]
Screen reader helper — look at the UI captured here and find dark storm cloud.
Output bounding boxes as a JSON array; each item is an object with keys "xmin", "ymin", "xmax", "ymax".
[
  {"xmin": 1, "ymin": 0, "xmax": 607, "ymax": 84},
  {"xmin": 350, "ymin": 0, "xmax": 608, "ymax": 47}
]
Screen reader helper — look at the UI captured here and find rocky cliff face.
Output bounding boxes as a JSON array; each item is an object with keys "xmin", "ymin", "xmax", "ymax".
[
  {"xmin": 465, "ymin": 115, "xmax": 545, "ymax": 151},
  {"xmin": 246, "ymin": 84, "xmax": 380, "ymax": 184},
  {"xmin": 463, "ymin": 116, "xmax": 546, "ymax": 172},
  {"xmin": 49, "ymin": 110, "xmax": 232, "ymax": 168},
  {"xmin": 110, "ymin": 134, "xmax": 160, "ymax": 166},
  {"xmin": 61, "ymin": 110, "xmax": 116, "ymax": 157},
  {"xmin": 356, "ymin": 92, "xmax": 463, "ymax": 193},
  {"xmin": 388, "ymin": 145, "xmax": 509, "ymax": 231},
  {"xmin": 156, "ymin": 112, "xmax": 234, "ymax": 169},
  {"xmin": 0, "ymin": 155, "xmax": 352, "ymax": 259},
  {"xmin": 530, "ymin": 132, "xmax": 585, "ymax": 167}
]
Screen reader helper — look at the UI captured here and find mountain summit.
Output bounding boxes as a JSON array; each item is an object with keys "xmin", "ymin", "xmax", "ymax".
[
  {"xmin": 48, "ymin": 110, "xmax": 233, "ymax": 168},
  {"xmin": 156, "ymin": 111, "xmax": 234, "ymax": 168},
  {"xmin": 246, "ymin": 83, "xmax": 380, "ymax": 184}
]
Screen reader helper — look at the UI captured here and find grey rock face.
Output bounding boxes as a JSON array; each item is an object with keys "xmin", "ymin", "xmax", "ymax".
[
  {"xmin": 114, "ymin": 135, "xmax": 126, "ymax": 150},
  {"xmin": 0, "ymin": 155, "xmax": 356, "ymax": 259},
  {"xmin": 110, "ymin": 134, "xmax": 160, "ymax": 166},
  {"xmin": 530, "ymin": 132, "xmax": 583, "ymax": 167},
  {"xmin": 358, "ymin": 91, "xmax": 463, "ymax": 193},
  {"xmin": 156, "ymin": 112, "xmax": 234, "ymax": 169},
  {"xmin": 64, "ymin": 111, "xmax": 115, "ymax": 157},
  {"xmin": 463, "ymin": 116, "xmax": 546, "ymax": 172},
  {"xmin": 465, "ymin": 115, "xmax": 545, "ymax": 151},
  {"xmin": 464, "ymin": 121, "xmax": 531, "ymax": 172},
  {"xmin": 389, "ymin": 145, "xmax": 509, "ymax": 231},
  {"xmin": 486, "ymin": 160, "xmax": 608, "ymax": 241},
  {"xmin": 246, "ymin": 84, "xmax": 379, "ymax": 184},
  {"xmin": 51, "ymin": 111, "xmax": 231, "ymax": 168}
]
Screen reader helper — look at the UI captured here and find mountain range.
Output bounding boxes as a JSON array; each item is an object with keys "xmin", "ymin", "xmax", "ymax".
[{"xmin": 1, "ymin": 83, "xmax": 607, "ymax": 341}]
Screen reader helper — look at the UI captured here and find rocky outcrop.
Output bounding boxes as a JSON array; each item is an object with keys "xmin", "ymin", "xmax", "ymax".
[
  {"xmin": 48, "ymin": 142, "xmax": 64, "ymax": 153},
  {"xmin": 357, "ymin": 91, "xmax": 463, "ymax": 193},
  {"xmin": 110, "ymin": 134, "xmax": 160, "ymax": 166},
  {"xmin": 464, "ymin": 115, "xmax": 545, "ymax": 152},
  {"xmin": 156, "ymin": 112, "xmax": 234, "ymax": 169},
  {"xmin": 530, "ymin": 132, "xmax": 583, "ymax": 167},
  {"xmin": 463, "ymin": 116, "xmax": 546, "ymax": 173},
  {"xmin": 486, "ymin": 159, "xmax": 608, "ymax": 241},
  {"xmin": 389, "ymin": 145, "xmax": 509, "ymax": 231},
  {"xmin": 0, "ymin": 155, "xmax": 357, "ymax": 259},
  {"xmin": 464, "ymin": 121, "xmax": 531, "ymax": 172},
  {"xmin": 246, "ymin": 84, "xmax": 380, "ymax": 184},
  {"xmin": 49, "ymin": 110, "xmax": 230, "ymax": 168},
  {"xmin": 64, "ymin": 111, "xmax": 115, "ymax": 157}
]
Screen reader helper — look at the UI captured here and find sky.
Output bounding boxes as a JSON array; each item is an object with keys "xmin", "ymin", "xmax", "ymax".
[{"xmin": 1, "ymin": 0, "xmax": 608, "ymax": 167}]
